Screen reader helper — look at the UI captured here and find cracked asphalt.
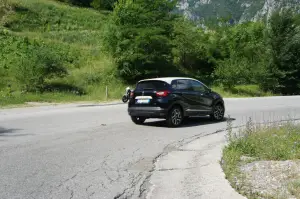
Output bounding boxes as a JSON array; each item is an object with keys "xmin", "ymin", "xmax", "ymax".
[{"xmin": 1, "ymin": 96, "xmax": 300, "ymax": 199}]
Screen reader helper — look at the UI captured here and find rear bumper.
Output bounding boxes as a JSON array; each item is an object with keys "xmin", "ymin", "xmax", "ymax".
[{"xmin": 128, "ymin": 106, "xmax": 168, "ymax": 118}]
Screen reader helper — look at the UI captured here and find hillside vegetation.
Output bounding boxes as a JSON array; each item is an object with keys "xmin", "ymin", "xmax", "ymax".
[
  {"xmin": 0, "ymin": 0, "xmax": 299, "ymax": 106},
  {"xmin": 0, "ymin": 0, "xmax": 125, "ymax": 106}
]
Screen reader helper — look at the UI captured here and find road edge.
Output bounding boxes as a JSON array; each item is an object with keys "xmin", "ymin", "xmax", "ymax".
[{"xmin": 142, "ymin": 129, "xmax": 246, "ymax": 199}]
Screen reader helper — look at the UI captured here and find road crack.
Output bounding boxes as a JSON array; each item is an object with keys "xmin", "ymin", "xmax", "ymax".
[
  {"xmin": 66, "ymin": 186, "xmax": 74, "ymax": 199},
  {"xmin": 113, "ymin": 172, "xmax": 143, "ymax": 199}
]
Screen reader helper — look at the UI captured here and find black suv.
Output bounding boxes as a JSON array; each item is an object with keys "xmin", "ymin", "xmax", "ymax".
[{"xmin": 128, "ymin": 77, "xmax": 225, "ymax": 127}]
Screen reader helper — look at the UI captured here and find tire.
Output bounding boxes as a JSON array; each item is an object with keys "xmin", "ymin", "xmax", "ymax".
[
  {"xmin": 210, "ymin": 103, "xmax": 225, "ymax": 121},
  {"xmin": 122, "ymin": 95, "xmax": 128, "ymax": 103},
  {"xmin": 166, "ymin": 106, "xmax": 183, "ymax": 127},
  {"xmin": 131, "ymin": 116, "xmax": 146, "ymax": 125}
]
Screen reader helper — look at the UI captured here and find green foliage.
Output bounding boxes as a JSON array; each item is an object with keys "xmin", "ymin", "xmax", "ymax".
[
  {"xmin": 102, "ymin": 0, "xmax": 179, "ymax": 82},
  {"xmin": 0, "ymin": 0, "xmax": 12, "ymax": 25},
  {"xmin": 57, "ymin": 0, "xmax": 117, "ymax": 10},
  {"xmin": 263, "ymin": 9, "xmax": 300, "ymax": 94},
  {"xmin": 172, "ymin": 17, "xmax": 216, "ymax": 83},
  {"xmin": 4, "ymin": 0, "xmax": 106, "ymax": 32},
  {"xmin": 214, "ymin": 22, "xmax": 268, "ymax": 88},
  {"xmin": 0, "ymin": 32, "xmax": 71, "ymax": 91},
  {"xmin": 91, "ymin": 0, "xmax": 117, "ymax": 10},
  {"xmin": 15, "ymin": 46, "xmax": 68, "ymax": 92},
  {"xmin": 57, "ymin": 0, "xmax": 92, "ymax": 7}
]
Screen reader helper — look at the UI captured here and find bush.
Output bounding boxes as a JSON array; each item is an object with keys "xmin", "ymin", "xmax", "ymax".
[
  {"xmin": 213, "ymin": 22, "xmax": 268, "ymax": 88},
  {"xmin": 14, "ymin": 46, "xmax": 68, "ymax": 92},
  {"xmin": 0, "ymin": 32, "xmax": 70, "ymax": 92}
]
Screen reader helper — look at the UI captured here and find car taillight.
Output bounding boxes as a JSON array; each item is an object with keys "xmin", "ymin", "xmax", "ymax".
[{"xmin": 156, "ymin": 90, "xmax": 170, "ymax": 97}]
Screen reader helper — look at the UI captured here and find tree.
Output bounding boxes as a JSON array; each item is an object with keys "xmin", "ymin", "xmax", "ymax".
[
  {"xmin": 263, "ymin": 9, "xmax": 300, "ymax": 94},
  {"xmin": 172, "ymin": 17, "xmax": 216, "ymax": 83},
  {"xmin": 102, "ymin": 0, "xmax": 179, "ymax": 82},
  {"xmin": 214, "ymin": 22, "xmax": 269, "ymax": 88}
]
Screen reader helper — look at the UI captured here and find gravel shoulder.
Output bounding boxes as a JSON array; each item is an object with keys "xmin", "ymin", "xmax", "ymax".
[{"xmin": 240, "ymin": 160, "xmax": 300, "ymax": 199}]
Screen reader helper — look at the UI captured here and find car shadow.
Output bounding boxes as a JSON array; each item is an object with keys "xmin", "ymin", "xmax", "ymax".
[
  {"xmin": 0, "ymin": 127, "xmax": 25, "ymax": 137},
  {"xmin": 77, "ymin": 102, "xmax": 124, "ymax": 107},
  {"xmin": 143, "ymin": 117, "xmax": 236, "ymax": 128}
]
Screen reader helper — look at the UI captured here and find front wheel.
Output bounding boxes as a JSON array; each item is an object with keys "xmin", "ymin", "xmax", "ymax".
[
  {"xmin": 122, "ymin": 95, "xmax": 128, "ymax": 103},
  {"xmin": 166, "ymin": 106, "xmax": 183, "ymax": 127},
  {"xmin": 131, "ymin": 116, "xmax": 146, "ymax": 125},
  {"xmin": 210, "ymin": 103, "xmax": 225, "ymax": 121}
]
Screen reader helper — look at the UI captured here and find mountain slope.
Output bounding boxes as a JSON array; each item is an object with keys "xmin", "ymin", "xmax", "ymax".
[{"xmin": 177, "ymin": 0, "xmax": 300, "ymax": 23}]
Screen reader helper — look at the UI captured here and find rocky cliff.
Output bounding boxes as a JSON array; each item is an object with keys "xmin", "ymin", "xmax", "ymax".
[{"xmin": 177, "ymin": 0, "xmax": 300, "ymax": 23}]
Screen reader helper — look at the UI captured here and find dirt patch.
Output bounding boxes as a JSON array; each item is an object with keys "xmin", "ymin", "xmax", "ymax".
[{"xmin": 239, "ymin": 160, "xmax": 300, "ymax": 199}]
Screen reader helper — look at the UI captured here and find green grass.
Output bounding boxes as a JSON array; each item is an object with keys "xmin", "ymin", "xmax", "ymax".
[
  {"xmin": 212, "ymin": 85, "xmax": 273, "ymax": 98},
  {"xmin": 288, "ymin": 179, "xmax": 300, "ymax": 198},
  {"xmin": 0, "ymin": 83, "xmax": 127, "ymax": 107},
  {"xmin": 0, "ymin": 0, "xmax": 274, "ymax": 108},
  {"xmin": 222, "ymin": 122, "xmax": 300, "ymax": 198},
  {"xmin": 4, "ymin": 0, "xmax": 108, "ymax": 32}
]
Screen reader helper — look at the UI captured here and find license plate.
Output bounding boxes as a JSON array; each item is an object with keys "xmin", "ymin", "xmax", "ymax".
[{"xmin": 136, "ymin": 99, "xmax": 150, "ymax": 104}]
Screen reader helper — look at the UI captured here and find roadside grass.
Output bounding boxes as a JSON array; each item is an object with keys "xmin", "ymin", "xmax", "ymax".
[
  {"xmin": 288, "ymin": 179, "xmax": 300, "ymax": 198},
  {"xmin": 0, "ymin": 84, "xmax": 273, "ymax": 107},
  {"xmin": 222, "ymin": 120, "xmax": 300, "ymax": 198},
  {"xmin": 212, "ymin": 85, "xmax": 273, "ymax": 98},
  {"xmin": 0, "ymin": 81, "xmax": 130, "ymax": 107}
]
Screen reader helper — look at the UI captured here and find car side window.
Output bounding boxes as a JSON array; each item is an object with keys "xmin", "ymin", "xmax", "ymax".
[
  {"xmin": 171, "ymin": 80, "xmax": 193, "ymax": 91},
  {"xmin": 190, "ymin": 80, "xmax": 207, "ymax": 92}
]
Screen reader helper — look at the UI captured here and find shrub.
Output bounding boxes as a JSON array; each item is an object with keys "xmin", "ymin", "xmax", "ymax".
[{"xmin": 13, "ymin": 44, "xmax": 68, "ymax": 92}]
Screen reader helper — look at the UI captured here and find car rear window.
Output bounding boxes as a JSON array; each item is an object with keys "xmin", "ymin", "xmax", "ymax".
[{"xmin": 136, "ymin": 81, "xmax": 170, "ymax": 90}]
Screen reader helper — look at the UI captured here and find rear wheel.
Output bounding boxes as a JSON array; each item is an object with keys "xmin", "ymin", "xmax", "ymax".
[
  {"xmin": 166, "ymin": 106, "xmax": 183, "ymax": 127},
  {"xmin": 122, "ymin": 95, "xmax": 128, "ymax": 103},
  {"xmin": 210, "ymin": 103, "xmax": 225, "ymax": 121},
  {"xmin": 131, "ymin": 116, "xmax": 146, "ymax": 125}
]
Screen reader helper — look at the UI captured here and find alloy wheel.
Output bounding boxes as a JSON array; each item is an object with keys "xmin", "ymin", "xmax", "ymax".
[
  {"xmin": 213, "ymin": 104, "xmax": 224, "ymax": 120},
  {"xmin": 171, "ymin": 108, "xmax": 182, "ymax": 125}
]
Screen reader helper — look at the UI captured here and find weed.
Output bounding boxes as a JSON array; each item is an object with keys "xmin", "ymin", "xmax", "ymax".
[
  {"xmin": 288, "ymin": 179, "xmax": 300, "ymax": 198},
  {"xmin": 222, "ymin": 120, "xmax": 300, "ymax": 198}
]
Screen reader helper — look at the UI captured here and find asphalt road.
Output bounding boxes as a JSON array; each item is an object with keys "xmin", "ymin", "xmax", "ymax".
[{"xmin": 1, "ymin": 96, "xmax": 300, "ymax": 199}]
